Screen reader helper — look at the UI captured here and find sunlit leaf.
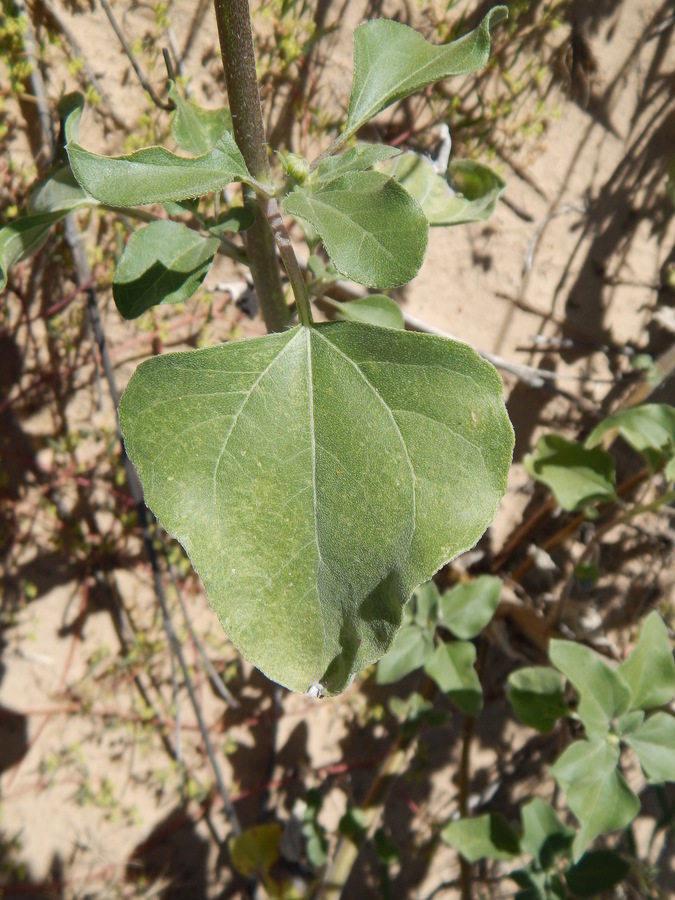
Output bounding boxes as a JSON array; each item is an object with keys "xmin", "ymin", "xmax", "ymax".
[
  {"xmin": 119, "ymin": 322, "xmax": 513, "ymax": 694},
  {"xmin": 438, "ymin": 575, "xmax": 501, "ymax": 639},
  {"xmin": 524, "ymin": 434, "xmax": 616, "ymax": 511},
  {"xmin": 375, "ymin": 624, "xmax": 433, "ymax": 684},
  {"xmin": 283, "ymin": 171, "xmax": 428, "ymax": 288},
  {"xmin": 442, "ymin": 813, "xmax": 520, "ymax": 862},
  {"xmin": 229, "ymin": 823, "xmax": 281, "ymax": 878},
  {"xmin": 424, "ymin": 641, "xmax": 483, "ymax": 714},
  {"xmin": 68, "ymin": 131, "xmax": 252, "ymax": 207},
  {"xmin": 550, "ymin": 640, "xmax": 632, "ymax": 738},
  {"xmin": 168, "ymin": 80, "xmax": 232, "ymax": 156},
  {"xmin": 625, "ymin": 712, "xmax": 675, "ymax": 783},
  {"xmin": 585, "ymin": 403, "xmax": 675, "ymax": 472},
  {"xmin": 324, "ymin": 294, "xmax": 405, "ymax": 330},
  {"xmin": 619, "ymin": 611, "xmax": 675, "ymax": 710},
  {"xmin": 379, "ymin": 153, "xmax": 505, "ymax": 226},
  {"xmin": 551, "ymin": 739, "xmax": 639, "ymax": 859},
  {"xmin": 113, "ymin": 220, "xmax": 219, "ymax": 319},
  {"xmin": 519, "ymin": 798, "xmax": 573, "ymax": 867},
  {"xmin": 344, "ymin": 7, "xmax": 508, "ymax": 140},
  {"xmin": 311, "ymin": 144, "xmax": 400, "ymax": 187},
  {"xmin": 0, "ymin": 211, "xmax": 67, "ymax": 291}
]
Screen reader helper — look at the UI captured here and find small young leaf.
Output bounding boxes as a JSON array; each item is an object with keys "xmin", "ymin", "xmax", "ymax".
[
  {"xmin": 58, "ymin": 91, "xmax": 85, "ymax": 145},
  {"xmin": 438, "ymin": 575, "xmax": 501, "ymax": 639},
  {"xmin": 325, "ymin": 295, "xmax": 405, "ymax": 330},
  {"xmin": 168, "ymin": 80, "xmax": 232, "ymax": 156},
  {"xmin": 379, "ymin": 153, "xmax": 505, "ymax": 226},
  {"xmin": 375, "ymin": 624, "xmax": 433, "ymax": 684},
  {"xmin": 442, "ymin": 813, "xmax": 520, "ymax": 863},
  {"xmin": 0, "ymin": 211, "xmax": 68, "ymax": 291},
  {"xmin": 282, "ymin": 170, "xmax": 428, "ymax": 288},
  {"xmin": 523, "ymin": 434, "xmax": 616, "ymax": 512},
  {"xmin": 565, "ymin": 850, "xmax": 630, "ymax": 897},
  {"xmin": 424, "ymin": 641, "xmax": 483, "ymax": 714},
  {"xmin": 119, "ymin": 323, "xmax": 513, "ymax": 694},
  {"xmin": 619, "ymin": 611, "xmax": 675, "ymax": 710},
  {"xmin": 507, "ymin": 666, "xmax": 569, "ymax": 733},
  {"xmin": 312, "ymin": 144, "xmax": 400, "ymax": 187},
  {"xmin": 551, "ymin": 739, "xmax": 639, "ymax": 859},
  {"xmin": 229, "ymin": 823, "xmax": 281, "ymax": 878},
  {"xmin": 585, "ymin": 403, "xmax": 675, "ymax": 471},
  {"xmin": 549, "ymin": 640, "xmax": 632, "ymax": 738},
  {"xmin": 68, "ymin": 132, "xmax": 252, "ymax": 207},
  {"xmin": 411, "ymin": 579, "xmax": 440, "ymax": 627},
  {"xmin": 519, "ymin": 797, "xmax": 573, "ymax": 867},
  {"xmin": 344, "ymin": 7, "xmax": 508, "ymax": 140},
  {"xmin": 112, "ymin": 220, "xmax": 219, "ymax": 319},
  {"xmin": 624, "ymin": 712, "xmax": 675, "ymax": 783}
]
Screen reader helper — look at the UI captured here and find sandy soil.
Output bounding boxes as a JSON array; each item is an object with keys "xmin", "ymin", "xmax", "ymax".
[{"xmin": 1, "ymin": 1, "xmax": 674, "ymax": 897}]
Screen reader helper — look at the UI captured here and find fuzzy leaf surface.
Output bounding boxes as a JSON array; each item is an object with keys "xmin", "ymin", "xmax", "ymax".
[
  {"xmin": 113, "ymin": 220, "xmax": 219, "ymax": 319},
  {"xmin": 282, "ymin": 171, "xmax": 428, "ymax": 288},
  {"xmin": 168, "ymin": 81, "xmax": 232, "ymax": 156},
  {"xmin": 619, "ymin": 611, "xmax": 675, "ymax": 710},
  {"xmin": 379, "ymin": 153, "xmax": 505, "ymax": 226},
  {"xmin": 119, "ymin": 323, "xmax": 513, "ymax": 694},
  {"xmin": 311, "ymin": 144, "xmax": 400, "ymax": 188},
  {"xmin": 344, "ymin": 7, "xmax": 508, "ymax": 139},
  {"xmin": 67, "ymin": 131, "xmax": 252, "ymax": 207},
  {"xmin": 325, "ymin": 295, "xmax": 405, "ymax": 330},
  {"xmin": 550, "ymin": 640, "xmax": 632, "ymax": 738}
]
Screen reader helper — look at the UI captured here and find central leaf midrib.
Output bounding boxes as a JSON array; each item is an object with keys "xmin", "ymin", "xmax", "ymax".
[{"xmin": 308, "ymin": 192, "xmax": 400, "ymax": 265}]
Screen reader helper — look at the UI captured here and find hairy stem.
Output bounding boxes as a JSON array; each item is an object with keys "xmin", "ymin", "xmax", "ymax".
[{"xmin": 213, "ymin": 0, "xmax": 291, "ymax": 333}]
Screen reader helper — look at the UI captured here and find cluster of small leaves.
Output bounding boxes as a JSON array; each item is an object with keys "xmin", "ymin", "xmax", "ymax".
[
  {"xmin": 443, "ymin": 797, "xmax": 631, "ymax": 899},
  {"xmin": 524, "ymin": 404, "xmax": 675, "ymax": 513},
  {"xmin": 376, "ymin": 576, "xmax": 501, "ymax": 716}
]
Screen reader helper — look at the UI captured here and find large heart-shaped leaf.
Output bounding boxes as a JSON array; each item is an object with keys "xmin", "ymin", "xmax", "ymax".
[
  {"xmin": 344, "ymin": 7, "xmax": 507, "ymax": 140},
  {"xmin": 119, "ymin": 323, "xmax": 513, "ymax": 694},
  {"xmin": 67, "ymin": 131, "xmax": 252, "ymax": 207},
  {"xmin": 113, "ymin": 220, "xmax": 219, "ymax": 319},
  {"xmin": 282, "ymin": 171, "xmax": 428, "ymax": 288}
]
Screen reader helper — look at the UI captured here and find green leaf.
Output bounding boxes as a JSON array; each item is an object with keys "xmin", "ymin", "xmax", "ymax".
[
  {"xmin": 625, "ymin": 712, "xmax": 675, "ymax": 783},
  {"xmin": 312, "ymin": 144, "xmax": 401, "ymax": 187},
  {"xmin": 523, "ymin": 434, "xmax": 616, "ymax": 512},
  {"xmin": 325, "ymin": 295, "xmax": 405, "ymax": 330},
  {"xmin": 207, "ymin": 207, "xmax": 255, "ymax": 237},
  {"xmin": 411, "ymin": 579, "xmax": 440, "ymax": 627},
  {"xmin": 585, "ymin": 403, "xmax": 675, "ymax": 471},
  {"xmin": 283, "ymin": 171, "xmax": 428, "ymax": 288},
  {"xmin": 0, "ymin": 210, "xmax": 67, "ymax": 291},
  {"xmin": 619, "ymin": 611, "xmax": 675, "ymax": 710},
  {"xmin": 379, "ymin": 153, "xmax": 505, "ymax": 226},
  {"xmin": 168, "ymin": 80, "xmax": 232, "ymax": 156},
  {"xmin": 438, "ymin": 574, "xmax": 501, "ymax": 639},
  {"xmin": 519, "ymin": 798, "xmax": 573, "ymax": 867},
  {"xmin": 229, "ymin": 823, "xmax": 281, "ymax": 878},
  {"xmin": 424, "ymin": 641, "xmax": 483, "ymax": 714},
  {"xmin": 507, "ymin": 666, "xmax": 570, "ymax": 733},
  {"xmin": 119, "ymin": 322, "xmax": 513, "ymax": 694},
  {"xmin": 510, "ymin": 869, "xmax": 549, "ymax": 900},
  {"xmin": 112, "ymin": 220, "xmax": 219, "ymax": 319},
  {"xmin": 27, "ymin": 165, "xmax": 95, "ymax": 214},
  {"xmin": 375, "ymin": 624, "xmax": 434, "ymax": 684},
  {"xmin": 67, "ymin": 131, "xmax": 252, "ymax": 207},
  {"xmin": 565, "ymin": 850, "xmax": 630, "ymax": 897},
  {"xmin": 344, "ymin": 7, "xmax": 508, "ymax": 140},
  {"xmin": 551, "ymin": 739, "xmax": 639, "ymax": 859},
  {"xmin": 442, "ymin": 813, "xmax": 520, "ymax": 863},
  {"xmin": 58, "ymin": 91, "xmax": 85, "ymax": 144},
  {"xmin": 549, "ymin": 640, "xmax": 632, "ymax": 738}
]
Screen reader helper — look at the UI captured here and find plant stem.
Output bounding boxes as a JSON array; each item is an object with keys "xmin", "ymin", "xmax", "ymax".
[
  {"xmin": 265, "ymin": 197, "xmax": 313, "ymax": 326},
  {"xmin": 213, "ymin": 0, "xmax": 291, "ymax": 333}
]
